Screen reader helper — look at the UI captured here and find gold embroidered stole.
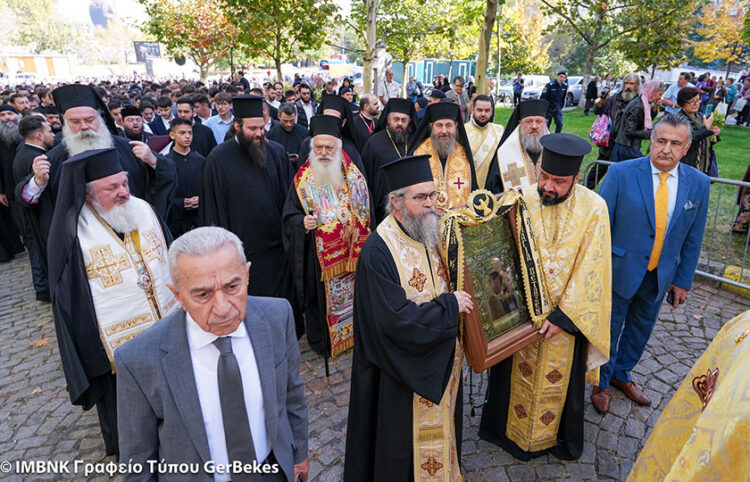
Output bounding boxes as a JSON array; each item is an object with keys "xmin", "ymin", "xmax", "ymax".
[
  {"xmin": 414, "ymin": 139, "xmax": 472, "ymax": 213},
  {"xmin": 294, "ymin": 153, "xmax": 371, "ymax": 356},
  {"xmin": 495, "ymin": 126, "xmax": 540, "ymax": 190},
  {"xmin": 78, "ymin": 198, "xmax": 177, "ymax": 367},
  {"xmin": 465, "ymin": 121, "xmax": 503, "ymax": 188},
  {"xmin": 506, "ymin": 185, "xmax": 611, "ymax": 452},
  {"xmin": 377, "ymin": 215, "xmax": 463, "ymax": 481},
  {"xmin": 630, "ymin": 310, "xmax": 750, "ymax": 480}
]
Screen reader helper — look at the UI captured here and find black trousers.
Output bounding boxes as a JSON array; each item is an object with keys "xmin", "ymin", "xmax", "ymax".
[{"xmin": 94, "ymin": 373, "xmax": 119, "ymax": 458}]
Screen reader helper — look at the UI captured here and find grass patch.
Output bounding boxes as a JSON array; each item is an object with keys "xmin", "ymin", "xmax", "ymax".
[{"xmin": 494, "ymin": 106, "xmax": 750, "ymax": 273}]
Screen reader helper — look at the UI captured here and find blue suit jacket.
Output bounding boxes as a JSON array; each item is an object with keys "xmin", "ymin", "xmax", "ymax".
[
  {"xmin": 599, "ymin": 156, "xmax": 710, "ymax": 300},
  {"xmin": 115, "ymin": 297, "xmax": 308, "ymax": 481},
  {"xmin": 148, "ymin": 115, "xmax": 169, "ymax": 136}
]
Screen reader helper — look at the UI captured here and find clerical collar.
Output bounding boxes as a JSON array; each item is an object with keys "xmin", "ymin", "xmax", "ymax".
[
  {"xmin": 171, "ymin": 147, "xmax": 191, "ymax": 157},
  {"xmin": 471, "ymin": 118, "xmax": 489, "ymax": 129}
]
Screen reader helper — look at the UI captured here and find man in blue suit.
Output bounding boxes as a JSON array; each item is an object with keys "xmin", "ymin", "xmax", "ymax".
[
  {"xmin": 116, "ymin": 227, "xmax": 309, "ymax": 481},
  {"xmin": 592, "ymin": 113, "xmax": 710, "ymax": 414}
]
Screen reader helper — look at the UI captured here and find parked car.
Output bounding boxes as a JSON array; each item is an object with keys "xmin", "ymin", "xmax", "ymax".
[
  {"xmin": 519, "ymin": 75, "xmax": 552, "ymax": 100},
  {"xmin": 565, "ymin": 76, "xmax": 583, "ymax": 106}
]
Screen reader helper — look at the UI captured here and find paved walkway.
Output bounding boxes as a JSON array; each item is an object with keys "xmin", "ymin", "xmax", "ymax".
[{"xmin": 1, "ymin": 252, "xmax": 749, "ymax": 481}]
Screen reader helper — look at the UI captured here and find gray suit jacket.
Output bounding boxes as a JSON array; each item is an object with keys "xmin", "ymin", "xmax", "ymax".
[{"xmin": 115, "ymin": 297, "xmax": 308, "ymax": 481}]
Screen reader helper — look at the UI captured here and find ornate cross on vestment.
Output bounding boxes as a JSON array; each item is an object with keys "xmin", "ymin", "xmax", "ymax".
[
  {"xmin": 85, "ymin": 245, "xmax": 132, "ymax": 288},
  {"xmin": 502, "ymin": 162, "xmax": 527, "ymax": 187}
]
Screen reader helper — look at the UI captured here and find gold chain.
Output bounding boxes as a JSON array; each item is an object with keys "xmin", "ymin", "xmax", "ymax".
[{"xmin": 386, "ymin": 127, "xmax": 407, "ymax": 158}]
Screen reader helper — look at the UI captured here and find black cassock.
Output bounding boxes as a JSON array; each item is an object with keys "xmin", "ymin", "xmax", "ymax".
[
  {"xmin": 15, "ymin": 136, "xmax": 177, "ymax": 263},
  {"xmin": 360, "ymin": 129, "xmax": 408, "ymax": 225},
  {"xmin": 267, "ymin": 123, "xmax": 309, "ymax": 171},
  {"xmin": 344, "ymin": 231, "xmax": 462, "ymax": 481},
  {"xmin": 166, "ymin": 148, "xmax": 205, "ymax": 237},
  {"xmin": 200, "ymin": 138, "xmax": 302, "ymax": 335},
  {"xmin": 478, "ymin": 314, "xmax": 587, "ymax": 461},
  {"xmin": 350, "ymin": 113, "xmax": 376, "ymax": 151},
  {"xmin": 190, "ymin": 121, "xmax": 218, "ymax": 158},
  {"xmin": 0, "ymin": 138, "xmax": 23, "ymax": 261},
  {"xmin": 281, "ymin": 156, "xmax": 374, "ymax": 356}
]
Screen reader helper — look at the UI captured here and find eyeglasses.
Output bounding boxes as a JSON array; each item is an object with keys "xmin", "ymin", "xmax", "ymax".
[
  {"xmin": 400, "ymin": 191, "xmax": 439, "ymax": 203},
  {"xmin": 685, "ymin": 98, "xmax": 701, "ymax": 105}
]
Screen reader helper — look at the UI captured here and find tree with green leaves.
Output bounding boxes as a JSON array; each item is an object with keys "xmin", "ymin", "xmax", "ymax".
[
  {"xmin": 1, "ymin": 0, "xmax": 76, "ymax": 54},
  {"xmin": 496, "ymin": 2, "xmax": 550, "ymax": 76},
  {"xmin": 138, "ymin": 0, "xmax": 243, "ymax": 81},
  {"xmin": 691, "ymin": 0, "xmax": 749, "ymax": 79},
  {"xmin": 475, "ymin": 0, "xmax": 500, "ymax": 96},
  {"xmin": 224, "ymin": 0, "xmax": 337, "ymax": 82}
]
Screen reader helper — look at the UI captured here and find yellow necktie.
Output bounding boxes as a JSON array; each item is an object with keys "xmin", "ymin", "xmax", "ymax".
[{"xmin": 648, "ymin": 172, "xmax": 670, "ymax": 271}]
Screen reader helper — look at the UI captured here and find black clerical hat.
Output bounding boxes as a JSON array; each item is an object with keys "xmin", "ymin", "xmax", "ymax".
[
  {"xmin": 309, "ymin": 115, "xmax": 341, "ymax": 139},
  {"xmin": 518, "ymin": 99, "xmax": 548, "ymax": 119},
  {"xmin": 387, "ymin": 98, "xmax": 414, "ymax": 115},
  {"xmin": 425, "ymin": 101, "xmax": 460, "ymax": 122},
  {"xmin": 381, "ymin": 155, "xmax": 433, "ymax": 192},
  {"xmin": 0, "ymin": 104, "xmax": 18, "ymax": 114},
  {"xmin": 44, "ymin": 105, "xmax": 59, "ymax": 115},
  {"xmin": 68, "ymin": 148, "xmax": 124, "ymax": 182},
  {"xmin": 52, "ymin": 84, "xmax": 103, "ymax": 113},
  {"xmin": 232, "ymin": 95, "xmax": 264, "ymax": 118},
  {"xmin": 539, "ymin": 133, "xmax": 591, "ymax": 177},
  {"xmin": 121, "ymin": 106, "xmax": 141, "ymax": 118},
  {"xmin": 319, "ymin": 93, "xmax": 349, "ymax": 116},
  {"xmin": 429, "ymin": 89, "xmax": 446, "ymax": 99}
]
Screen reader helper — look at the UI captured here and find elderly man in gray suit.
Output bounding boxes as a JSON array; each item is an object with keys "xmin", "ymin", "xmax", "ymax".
[{"xmin": 115, "ymin": 227, "xmax": 309, "ymax": 481}]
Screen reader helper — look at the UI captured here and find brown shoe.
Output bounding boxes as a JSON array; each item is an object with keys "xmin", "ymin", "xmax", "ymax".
[
  {"xmin": 611, "ymin": 378, "xmax": 652, "ymax": 406},
  {"xmin": 591, "ymin": 387, "xmax": 610, "ymax": 414}
]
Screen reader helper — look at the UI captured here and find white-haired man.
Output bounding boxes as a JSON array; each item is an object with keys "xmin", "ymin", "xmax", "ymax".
[
  {"xmin": 484, "ymin": 99, "xmax": 550, "ymax": 193},
  {"xmin": 47, "ymin": 148, "xmax": 178, "ymax": 457},
  {"xmin": 345, "ymin": 154, "xmax": 473, "ymax": 480},
  {"xmin": 282, "ymin": 115, "xmax": 372, "ymax": 359},
  {"xmin": 16, "ymin": 84, "xmax": 176, "ymax": 265},
  {"xmin": 116, "ymin": 226, "xmax": 309, "ymax": 481}
]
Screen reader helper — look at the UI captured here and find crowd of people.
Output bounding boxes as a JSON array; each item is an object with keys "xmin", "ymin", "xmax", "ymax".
[{"xmin": 0, "ymin": 69, "xmax": 727, "ymax": 479}]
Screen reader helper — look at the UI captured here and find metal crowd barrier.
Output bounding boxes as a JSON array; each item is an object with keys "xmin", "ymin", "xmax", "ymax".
[{"xmin": 582, "ymin": 159, "xmax": 750, "ymax": 292}]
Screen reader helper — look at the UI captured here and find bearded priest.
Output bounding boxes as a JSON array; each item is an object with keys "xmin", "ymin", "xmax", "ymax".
[
  {"xmin": 479, "ymin": 133, "xmax": 611, "ymax": 461},
  {"xmin": 344, "ymin": 154, "xmax": 474, "ymax": 480},
  {"xmin": 464, "ymin": 94, "xmax": 504, "ymax": 190},
  {"xmin": 48, "ymin": 148, "xmax": 177, "ymax": 458},
  {"xmin": 282, "ymin": 115, "xmax": 373, "ymax": 359}
]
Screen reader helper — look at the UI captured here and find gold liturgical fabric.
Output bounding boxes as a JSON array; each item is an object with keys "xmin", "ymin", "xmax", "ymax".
[
  {"xmin": 465, "ymin": 121, "xmax": 504, "ymax": 188},
  {"xmin": 377, "ymin": 215, "xmax": 463, "ymax": 481},
  {"xmin": 506, "ymin": 184, "xmax": 611, "ymax": 452},
  {"xmin": 414, "ymin": 138, "xmax": 472, "ymax": 213},
  {"xmin": 629, "ymin": 309, "xmax": 750, "ymax": 481}
]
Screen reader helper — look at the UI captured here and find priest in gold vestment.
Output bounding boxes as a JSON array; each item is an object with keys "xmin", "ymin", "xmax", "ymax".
[
  {"xmin": 629, "ymin": 309, "xmax": 750, "ymax": 480},
  {"xmin": 345, "ymin": 154, "xmax": 474, "ymax": 481},
  {"xmin": 479, "ymin": 133, "xmax": 611, "ymax": 460},
  {"xmin": 464, "ymin": 95, "xmax": 504, "ymax": 189},
  {"xmin": 48, "ymin": 148, "xmax": 176, "ymax": 457},
  {"xmin": 410, "ymin": 101, "xmax": 478, "ymax": 213}
]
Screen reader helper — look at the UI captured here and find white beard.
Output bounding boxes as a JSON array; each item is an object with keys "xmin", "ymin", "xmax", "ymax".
[
  {"xmin": 91, "ymin": 198, "xmax": 142, "ymax": 234},
  {"xmin": 63, "ymin": 121, "xmax": 114, "ymax": 157},
  {"xmin": 310, "ymin": 150, "xmax": 344, "ymax": 188}
]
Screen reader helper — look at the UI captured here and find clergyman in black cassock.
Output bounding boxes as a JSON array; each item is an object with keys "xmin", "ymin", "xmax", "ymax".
[
  {"xmin": 360, "ymin": 97, "xmax": 417, "ymax": 224},
  {"xmin": 0, "ymin": 104, "xmax": 24, "ymax": 262},
  {"xmin": 47, "ymin": 148, "xmax": 175, "ymax": 457},
  {"xmin": 298, "ymin": 93, "xmax": 363, "ymax": 168},
  {"xmin": 282, "ymin": 115, "xmax": 374, "ymax": 358},
  {"xmin": 345, "ymin": 154, "xmax": 472, "ymax": 480},
  {"xmin": 199, "ymin": 95, "xmax": 302, "ymax": 336},
  {"xmin": 166, "ymin": 146, "xmax": 204, "ymax": 237}
]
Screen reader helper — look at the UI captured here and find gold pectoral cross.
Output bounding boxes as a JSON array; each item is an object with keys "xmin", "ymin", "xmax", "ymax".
[{"xmin": 502, "ymin": 162, "xmax": 527, "ymax": 187}]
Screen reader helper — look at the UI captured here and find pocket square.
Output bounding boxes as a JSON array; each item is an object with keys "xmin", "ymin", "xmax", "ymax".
[{"xmin": 684, "ymin": 200, "xmax": 699, "ymax": 211}]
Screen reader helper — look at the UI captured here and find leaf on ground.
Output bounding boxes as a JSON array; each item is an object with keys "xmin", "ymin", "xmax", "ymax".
[
  {"xmin": 699, "ymin": 305, "xmax": 706, "ymax": 310},
  {"xmin": 31, "ymin": 387, "xmax": 42, "ymax": 395},
  {"xmin": 693, "ymin": 314, "xmax": 704, "ymax": 320},
  {"xmin": 30, "ymin": 337, "xmax": 54, "ymax": 347}
]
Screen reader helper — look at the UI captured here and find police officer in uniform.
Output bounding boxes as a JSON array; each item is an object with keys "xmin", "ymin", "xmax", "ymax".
[{"xmin": 541, "ymin": 71, "xmax": 568, "ymax": 133}]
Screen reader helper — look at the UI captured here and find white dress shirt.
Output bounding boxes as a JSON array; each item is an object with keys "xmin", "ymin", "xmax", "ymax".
[
  {"xmin": 651, "ymin": 161, "xmax": 679, "ymax": 228},
  {"xmin": 300, "ymin": 101, "xmax": 315, "ymax": 123},
  {"xmin": 185, "ymin": 313, "xmax": 269, "ymax": 481}
]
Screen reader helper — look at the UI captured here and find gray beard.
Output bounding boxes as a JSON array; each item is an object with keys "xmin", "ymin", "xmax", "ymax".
[
  {"xmin": 91, "ymin": 197, "xmax": 141, "ymax": 234},
  {"xmin": 401, "ymin": 207, "xmax": 440, "ymax": 249},
  {"xmin": 63, "ymin": 123, "xmax": 114, "ymax": 156},
  {"xmin": 620, "ymin": 89, "xmax": 638, "ymax": 102},
  {"xmin": 520, "ymin": 128, "xmax": 547, "ymax": 155},
  {"xmin": 310, "ymin": 150, "xmax": 344, "ymax": 188},
  {"xmin": 430, "ymin": 133, "xmax": 456, "ymax": 160},
  {"xmin": 0, "ymin": 120, "xmax": 21, "ymax": 145}
]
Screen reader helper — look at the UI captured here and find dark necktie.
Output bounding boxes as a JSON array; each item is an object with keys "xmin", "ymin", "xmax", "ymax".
[{"xmin": 213, "ymin": 336, "xmax": 261, "ymax": 481}]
